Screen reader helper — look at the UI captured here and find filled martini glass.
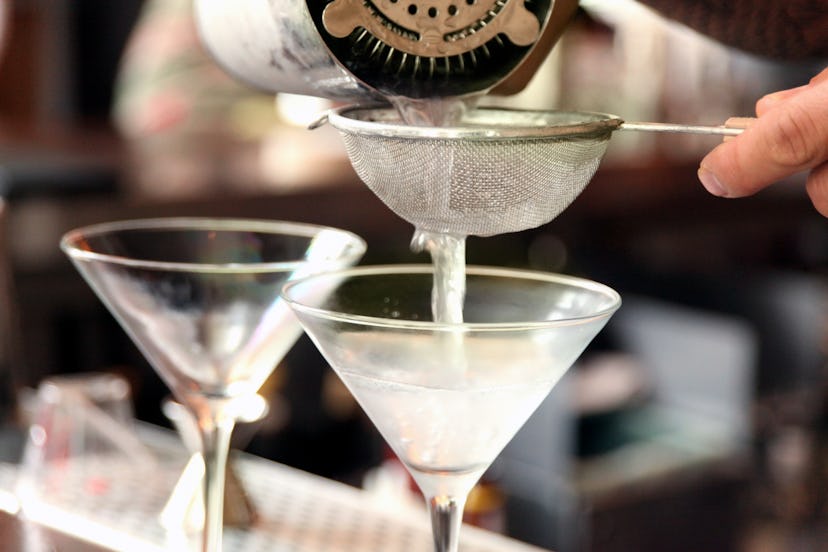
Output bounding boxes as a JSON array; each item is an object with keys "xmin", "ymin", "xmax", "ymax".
[
  {"xmin": 60, "ymin": 218, "xmax": 365, "ymax": 552},
  {"xmin": 282, "ymin": 264, "xmax": 620, "ymax": 551}
]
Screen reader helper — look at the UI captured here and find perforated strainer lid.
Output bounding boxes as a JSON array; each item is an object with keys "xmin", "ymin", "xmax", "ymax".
[
  {"xmin": 310, "ymin": 0, "xmax": 556, "ymax": 98},
  {"xmin": 325, "ymin": 106, "xmax": 620, "ymax": 236}
]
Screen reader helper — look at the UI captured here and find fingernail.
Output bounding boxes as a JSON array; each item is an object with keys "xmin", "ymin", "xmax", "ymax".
[{"xmin": 698, "ymin": 167, "xmax": 727, "ymax": 197}]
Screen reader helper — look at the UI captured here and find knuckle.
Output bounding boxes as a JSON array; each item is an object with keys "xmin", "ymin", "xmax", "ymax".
[
  {"xmin": 763, "ymin": 105, "xmax": 824, "ymax": 169},
  {"xmin": 810, "ymin": 68, "xmax": 828, "ymax": 85}
]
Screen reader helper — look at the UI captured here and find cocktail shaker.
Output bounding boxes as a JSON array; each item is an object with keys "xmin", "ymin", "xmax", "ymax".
[
  {"xmin": 194, "ymin": 0, "xmax": 381, "ymax": 102},
  {"xmin": 193, "ymin": 0, "xmax": 577, "ymax": 101}
]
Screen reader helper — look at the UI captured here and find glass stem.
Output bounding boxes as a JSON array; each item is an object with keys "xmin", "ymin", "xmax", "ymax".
[
  {"xmin": 428, "ymin": 495, "xmax": 466, "ymax": 552},
  {"xmin": 199, "ymin": 413, "xmax": 235, "ymax": 552}
]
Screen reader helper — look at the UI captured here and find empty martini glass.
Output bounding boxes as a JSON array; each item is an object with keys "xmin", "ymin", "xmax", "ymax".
[
  {"xmin": 60, "ymin": 218, "xmax": 366, "ymax": 552},
  {"xmin": 282, "ymin": 264, "xmax": 620, "ymax": 552}
]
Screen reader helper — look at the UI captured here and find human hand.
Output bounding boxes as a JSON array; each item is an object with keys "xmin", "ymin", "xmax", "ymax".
[{"xmin": 697, "ymin": 66, "xmax": 828, "ymax": 215}]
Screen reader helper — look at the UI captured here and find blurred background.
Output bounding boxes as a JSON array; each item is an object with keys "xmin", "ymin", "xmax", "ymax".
[{"xmin": 0, "ymin": 0, "xmax": 826, "ymax": 550}]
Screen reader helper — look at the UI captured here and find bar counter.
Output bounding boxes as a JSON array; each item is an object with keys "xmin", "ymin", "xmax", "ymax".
[{"xmin": 0, "ymin": 424, "xmax": 546, "ymax": 552}]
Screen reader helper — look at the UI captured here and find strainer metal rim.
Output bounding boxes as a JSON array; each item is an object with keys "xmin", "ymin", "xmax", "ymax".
[{"xmin": 325, "ymin": 105, "xmax": 623, "ymax": 141}]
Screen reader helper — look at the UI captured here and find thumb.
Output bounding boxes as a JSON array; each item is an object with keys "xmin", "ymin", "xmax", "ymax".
[{"xmin": 698, "ymin": 75, "xmax": 828, "ymax": 198}]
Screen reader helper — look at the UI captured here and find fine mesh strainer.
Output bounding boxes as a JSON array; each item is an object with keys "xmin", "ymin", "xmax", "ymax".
[{"xmin": 321, "ymin": 105, "xmax": 747, "ymax": 237}]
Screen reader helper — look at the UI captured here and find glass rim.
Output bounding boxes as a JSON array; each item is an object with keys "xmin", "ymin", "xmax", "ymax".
[
  {"xmin": 282, "ymin": 264, "xmax": 622, "ymax": 331},
  {"xmin": 59, "ymin": 217, "xmax": 366, "ymax": 273}
]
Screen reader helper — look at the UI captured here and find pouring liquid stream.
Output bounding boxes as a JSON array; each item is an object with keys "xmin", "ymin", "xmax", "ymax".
[
  {"xmin": 394, "ymin": 93, "xmax": 477, "ymax": 316},
  {"xmin": 396, "ymin": 95, "xmax": 475, "ymax": 327},
  {"xmin": 398, "ymin": 96, "xmax": 478, "ymax": 392},
  {"xmin": 387, "ymin": 96, "xmax": 533, "ymax": 549},
  {"xmin": 411, "ymin": 230, "xmax": 466, "ymax": 325},
  {"xmin": 411, "ymin": 228, "xmax": 468, "ymax": 390},
  {"xmin": 389, "ymin": 96, "xmax": 478, "ymax": 128}
]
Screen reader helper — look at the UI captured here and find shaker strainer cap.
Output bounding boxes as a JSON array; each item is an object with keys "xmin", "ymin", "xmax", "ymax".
[
  {"xmin": 324, "ymin": 106, "xmax": 621, "ymax": 237},
  {"xmin": 307, "ymin": 0, "xmax": 553, "ymax": 98}
]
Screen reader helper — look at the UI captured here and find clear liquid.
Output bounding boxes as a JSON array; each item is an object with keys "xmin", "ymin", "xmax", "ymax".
[
  {"xmin": 390, "ymin": 95, "xmax": 479, "ymax": 127},
  {"xmin": 338, "ymin": 363, "xmax": 558, "ymax": 499},
  {"xmin": 411, "ymin": 229, "xmax": 468, "ymax": 385},
  {"xmin": 395, "ymin": 98, "xmax": 502, "ymax": 498},
  {"xmin": 393, "ymin": 95, "xmax": 475, "ymax": 328},
  {"xmin": 411, "ymin": 230, "xmax": 466, "ymax": 324}
]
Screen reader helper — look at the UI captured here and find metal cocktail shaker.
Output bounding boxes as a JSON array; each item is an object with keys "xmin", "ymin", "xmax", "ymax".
[
  {"xmin": 194, "ymin": 0, "xmax": 382, "ymax": 102},
  {"xmin": 194, "ymin": 0, "xmax": 577, "ymax": 101}
]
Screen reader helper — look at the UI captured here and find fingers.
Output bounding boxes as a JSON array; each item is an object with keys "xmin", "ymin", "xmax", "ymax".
[
  {"xmin": 806, "ymin": 162, "xmax": 828, "ymax": 217},
  {"xmin": 811, "ymin": 67, "xmax": 828, "ymax": 85},
  {"xmin": 756, "ymin": 85, "xmax": 808, "ymax": 116},
  {"xmin": 756, "ymin": 67, "xmax": 828, "ymax": 116},
  {"xmin": 698, "ymin": 71, "xmax": 828, "ymax": 198}
]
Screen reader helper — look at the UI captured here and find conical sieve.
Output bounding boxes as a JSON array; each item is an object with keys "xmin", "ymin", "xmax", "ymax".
[{"xmin": 319, "ymin": 106, "xmax": 749, "ymax": 237}]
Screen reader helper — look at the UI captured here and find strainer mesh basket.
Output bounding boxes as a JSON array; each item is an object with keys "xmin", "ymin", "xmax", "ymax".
[{"xmin": 329, "ymin": 107, "xmax": 616, "ymax": 237}]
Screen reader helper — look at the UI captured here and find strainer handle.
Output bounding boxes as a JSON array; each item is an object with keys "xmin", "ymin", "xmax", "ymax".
[
  {"xmin": 619, "ymin": 117, "xmax": 754, "ymax": 137},
  {"xmin": 308, "ymin": 111, "xmax": 332, "ymax": 131}
]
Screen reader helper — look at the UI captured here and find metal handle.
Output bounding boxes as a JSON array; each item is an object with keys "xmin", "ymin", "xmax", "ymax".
[{"xmin": 618, "ymin": 117, "xmax": 755, "ymax": 137}]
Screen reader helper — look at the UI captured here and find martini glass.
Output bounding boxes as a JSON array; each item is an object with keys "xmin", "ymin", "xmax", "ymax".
[
  {"xmin": 282, "ymin": 264, "xmax": 621, "ymax": 552},
  {"xmin": 60, "ymin": 218, "xmax": 366, "ymax": 552}
]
